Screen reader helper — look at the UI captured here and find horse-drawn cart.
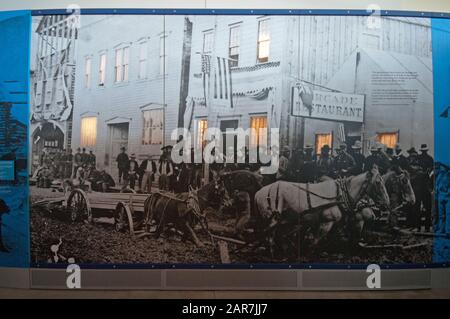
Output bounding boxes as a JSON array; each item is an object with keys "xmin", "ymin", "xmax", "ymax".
[{"xmin": 65, "ymin": 188, "xmax": 150, "ymax": 238}]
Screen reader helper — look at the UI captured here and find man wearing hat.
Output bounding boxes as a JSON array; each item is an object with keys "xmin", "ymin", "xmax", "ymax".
[
  {"xmin": 125, "ymin": 153, "xmax": 140, "ymax": 191},
  {"xmin": 418, "ymin": 144, "xmax": 434, "ymax": 175},
  {"xmin": 88, "ymin": 149, "xmax": 96, "ymax": 168},
  {"xmin": 158, "ymin": 145, "xmax": 174, "ymax": 191},
  {"xmin": 334, "ymin": 143, "xmax": 355, "ymax": 177},
  {"xmin": 73, "ymin": 147, "xmax": 83, "ymax": 179},
  {"xmin": 364, "ymin": 144, "xmax": 390, "ymax": 174},
  {"xmin": 392, "ymin": 143, "xmax": 409, "ymax": 170},
  {"xmin": 116, "ymin": 146, "xmax": 129, "ymax": 185},
  {"xmin": 406, "ymin": 147, "xmax": 426, "ymax": 230},
  {"xmin": 316, "ymin": 144, "xmax": 334, "ymax": 179},
  {"xmin": 300, "ymin": 144, "xmax": 317, "ymax": 183},
  {"xmin": 287, "ymin": 147, "xmax": 304, "ymax": 182},
  {"xmin": 418, "ymin": 144, "xmax": 434, "ymax": 232},
  {"xmin": 349, "ymin": 140, "xmax": 365, "ymax": 175},
  {"xmin": 276, "ymin": 146, "xmax": 291, "ymax": 180}
]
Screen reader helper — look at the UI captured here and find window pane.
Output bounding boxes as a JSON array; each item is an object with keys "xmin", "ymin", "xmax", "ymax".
[
  {"xmin": 85, "ymin": 58, "xmax": 91, "ymax": 87},
  {"xmin": 80, "ymin": 117, "xmax": 97, "ymax": 147},
  {"xmin": 115, "ymin": 49, "xmax": 122, "ymax": 82},
  {"xmin": 257, "ymin": 20, "xmax": 270, "ymax": 63},
  {"xmin": 203, "ymin": 32, "xmax": 213, "ymax": 54},
  {"xmin": 99, "ymin": 54, "xmax": 106, "ymax": 85},
  {"xmin": 229, "ymin": 26, "xmax": 240, "ymax": 67},
  {"xmin": 197, "ymin": 119, "xmax": 208, "ymax": 148},
  {"xmin": 250, "ymin": 116, "xmax": 268, "ymax": 147},
  {"xmin": 142, "ymin": 109, "xmax": 164, "ymax": 145},
  {"xmin": 377, "ymin": 132, "xmax": 398, "ymax": 149}
]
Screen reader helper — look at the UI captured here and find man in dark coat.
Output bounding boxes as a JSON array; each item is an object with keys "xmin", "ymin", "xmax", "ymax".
[
  {"xmin": 334, "ymin": 143, "xmax": 356, "ymax": 177},
  {"xmin": 349, "ymin": 140, "xmax": 365, "ymax": 175},
  {"xmin": 0, "ymin": 198, "xmax": 10, "ymax": 252},
  {"xmin": 406, "ymin": 147, "xmax": 428, "ymax": 230},
  {"xmin": 392, "ymin": 143, "xmax": 409, "ymax": 170},
  {"xmin": 116, "ymin": 147, "xmax": 129, "ymax": 185},
  {"xmin": 158, "ymin": 145, "xmax": 174, "ymax": 191},
  {"xmin": 417, "ymin": 144, "xmax": 434, "ymax": 232},
  {"xmin": 91, "ymin": 169, "xmax": 116, "ymax": 192},
  {"xmin": 300, "ymin": 144, "xmax": 317, "ymax": 183},
  {"xmin": 126, "ymin": 153, "xmax": 140, "ymax": 190},
  {"xmin": 73, "ymin": 147, "xmax": 83, "ymax": 178},
  {"xmin": 88, "ymin": 150, "xmax": 96, "ymax": 168},
  {"xmin": 316, "ymin": 144, "xmax": 334, "ymax": 179}
]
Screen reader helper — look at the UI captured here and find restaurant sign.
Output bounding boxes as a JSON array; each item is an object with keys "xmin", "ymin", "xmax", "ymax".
[{"xmin": 291, "ymin": 86, "xmax": 365, "ymax": 123}]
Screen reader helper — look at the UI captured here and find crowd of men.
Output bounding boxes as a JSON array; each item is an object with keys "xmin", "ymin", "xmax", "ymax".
[
  {"xmin": 34, "ymin": 139, "xmax": 440, "ymax": 232},
  {"xmin": 277, "ymin": 141, "xmax": 435, "ymax": 232}
]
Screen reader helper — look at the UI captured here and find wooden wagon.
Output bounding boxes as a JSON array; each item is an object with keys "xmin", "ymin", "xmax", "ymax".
[{"xmin": 64, "ymin": 188, "xmax": 151, "ymax": 238}]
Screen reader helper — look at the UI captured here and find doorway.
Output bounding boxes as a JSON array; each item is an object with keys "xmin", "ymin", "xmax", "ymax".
[{"xmin": 108, "ymin": 122, "xmax": 129, "ymax": 178}]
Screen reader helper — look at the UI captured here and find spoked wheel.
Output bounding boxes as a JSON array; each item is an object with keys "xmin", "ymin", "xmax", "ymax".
[
  {"xmin": 67, "ymin": 189, "xmax": 92, "ymax": 223},
  {"xmin": 114, "ymin": 202, "xmax": 135, "ymax": 238}
]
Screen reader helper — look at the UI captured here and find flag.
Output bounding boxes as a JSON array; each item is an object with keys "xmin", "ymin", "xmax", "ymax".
[
  {"xmin": 338, "ymin": 123, "xmax": 346, "ymax": 143},
  {"xmin": 202, "ymin": 54, "xmax": 233, "ymax": 109}
]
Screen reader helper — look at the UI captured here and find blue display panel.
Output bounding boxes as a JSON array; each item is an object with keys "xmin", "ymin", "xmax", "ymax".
[
  {"xmin": 0, "ymin": 11, "xmax": 30, "ymax": 267},
  {"xmin": 432, "ymin": 18, "xmax": 450, "ymax": 263}
]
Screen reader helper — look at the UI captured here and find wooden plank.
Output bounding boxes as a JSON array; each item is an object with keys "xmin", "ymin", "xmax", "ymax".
[
  {"xmin": 211, "ymin": 234, "xmax": 246, "ymax": 245},
  {"xmin": 218, "ymin": 240, "xmax": 231, "ymax": 264}
]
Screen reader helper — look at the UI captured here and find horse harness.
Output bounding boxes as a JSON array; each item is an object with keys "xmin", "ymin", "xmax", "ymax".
[{"xmin": 268, "ymin": 173, "xmax": 376, "ymax": 218}]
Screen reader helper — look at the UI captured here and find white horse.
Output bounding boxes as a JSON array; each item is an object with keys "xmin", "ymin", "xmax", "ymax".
[{"xmin": 254, "ymin": 166, "xmax": 390, "ymax": 255}]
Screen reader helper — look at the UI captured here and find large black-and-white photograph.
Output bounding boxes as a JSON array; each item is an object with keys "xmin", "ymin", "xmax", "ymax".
[{"xmin": 30, "ymin": 14, "xmax": 438, "ymax": 264}]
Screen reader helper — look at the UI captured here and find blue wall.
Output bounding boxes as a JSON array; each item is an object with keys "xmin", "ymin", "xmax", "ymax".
[{"xmin": 0, "ymin": 10, "xmax": 30, "ymax": 268}]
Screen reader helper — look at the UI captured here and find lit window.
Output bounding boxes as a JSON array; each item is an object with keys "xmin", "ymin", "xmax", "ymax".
[
  {"xmin": 115, "ymin": 47, "xmax": 129, "ymax": 82},
  {"xmin": 203, "ymin": 31, "xmax": 214, "ymax": 54},
  {"xmin": 250, "ymin": 116, "xmax": 268, "ymax": 147},
  {"xmin": 84, "ymin": 57, "xmax": 91, "ymax": 88},
  {"xmin": 138, "ymin": 42, "xmax": 148, "ymax": 79},
  {"xmin": 80, "ymin": 117, "xmax": 97, "ymax": 147},
  {"xmin": 159, "ymin": 36, "xmax": 168, "ymax": 75},
  {"xmin": 377, "ymin": 132, "xmax": 398, "ymax": 149},
  {"xmin": 229, "ymin": 25, "xmax": 240, "ymax": 67},
  {"xmin": 257, "ymin": 19, "xmax": 270, "ymax": 63},
  {"xmin": 197, "ymin": 119, "xmax": 208, "ymax": 148},
  {"xmin": 315, "ymin": 133, "xmax": 333, "ymax": 155},
  {"xmin": 142, "ymin": 109, "xmax": 164, "ymax": 145},
  {"xmin": 98, "ymin": 53, "xmax": 106, "ymax": 86}
]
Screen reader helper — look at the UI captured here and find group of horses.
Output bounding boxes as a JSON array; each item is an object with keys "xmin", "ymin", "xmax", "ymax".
[{"xmin": 143, "ymin": 164, "xmax": 416, "ymax": 258}]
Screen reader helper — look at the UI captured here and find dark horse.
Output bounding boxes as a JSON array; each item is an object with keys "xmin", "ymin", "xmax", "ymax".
[
  {"xmin": 0, "ymin": 198, "xmax": 10, "ymax": 252},
  {"xmin": 143, "ymin": 180, "xmax": 226, "ymax": 247}
]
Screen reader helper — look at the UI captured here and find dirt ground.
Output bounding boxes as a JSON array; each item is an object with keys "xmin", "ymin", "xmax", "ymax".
[{"xmin": 30, "ymin": 186, "xmax": 434, "ymax": 265}]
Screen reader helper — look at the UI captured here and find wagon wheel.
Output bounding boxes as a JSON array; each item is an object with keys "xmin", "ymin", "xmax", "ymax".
[
  {"xmin": 67, "ymin": 189, "xmax": 92, "ymax": 223},
  {"xmin": 114, "ymin": 202, "xmax": 135, "ymax": 238}
]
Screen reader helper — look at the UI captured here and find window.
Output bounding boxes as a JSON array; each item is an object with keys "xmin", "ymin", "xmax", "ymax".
[
  {"xmin": 138, "ymin": 42, "xmax": 148, "ymax": 79},
  {"xmin": 84, "ymin": 57, "xmax": 91, "ymax": 88},
  {"xmin": 80, "ymin": 117, "xmax": 97, "ymax": 147},
  {"xmin": 257, "ymin": 19, "xmax": 270, "ymax": 63},
  {"xmin": 315, "ymin": 133, "xmax": 333, "ymax": 155},
  {"xmin": 196, "ymin": 119, "xmax": 208, "ymax": 148},
  {"xmin": 98, "ymin": 53, "xmax": 106, "ymax": 86},
  {"xmin": 377, "ymin": 132, "xmax": 398, "ymax": 149},
  {"xmin": 229, "ymin": 25, "xmax": 240, "ymax": 67},
  {"xmin": 203, "ymin": 31, "xmax": 214, "ymax": 54},
  {"xmin": 142, "ymin": 109, "xmax": 164, "ymax": 145},
  {"xmin": 115, "ymin": 46, "xmax": 129, "ymax": 82},
  {"xmin": 159, "ymin": 36, "xmax": 168, "ymax": 75},
  {"xmin": 250, "ymin": 116, "xmax": 268, "ymax": 147}
]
